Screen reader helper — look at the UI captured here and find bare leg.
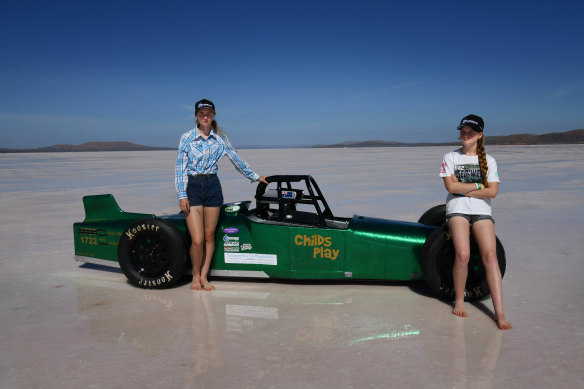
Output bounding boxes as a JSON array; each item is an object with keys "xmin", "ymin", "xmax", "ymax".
[
  {"xmin": 200, "ymin": 206, "xmax": 220, "ymax": 291},
  {"xmin": 472, "ymin": 220, "xmax": 512, "ymax": 330},
  {"xmin": 185, "ymin": 206, "xmax": 204, "ymax": 290},
  {"xmin": 448, "ymin": 216, "xmax": 471, "ymax": 318}
]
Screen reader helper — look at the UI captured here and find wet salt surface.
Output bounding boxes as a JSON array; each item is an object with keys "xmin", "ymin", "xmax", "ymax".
[{"xmin": 1, "ymin": 145, "xmax": 583, "ymax": 388}]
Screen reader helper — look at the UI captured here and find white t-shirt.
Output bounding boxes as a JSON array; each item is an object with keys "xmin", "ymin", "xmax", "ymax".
[{"xmin": 439, "ymin": 149, "xmax": 500, "ymax": 216}]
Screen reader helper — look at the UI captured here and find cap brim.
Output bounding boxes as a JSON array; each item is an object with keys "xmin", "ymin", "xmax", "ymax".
[
  {"xmin": 196, "ymin": 107, "xmax": 215, "ymax": 114},
  {"xmin": 457, "ymin": 124, "xmax": 483, "ymax": 132}
]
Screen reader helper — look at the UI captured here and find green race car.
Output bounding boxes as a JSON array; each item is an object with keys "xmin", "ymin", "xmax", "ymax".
[{"xmin": 73, "ymin": 175, "xmax": 506, "ymax": 301}]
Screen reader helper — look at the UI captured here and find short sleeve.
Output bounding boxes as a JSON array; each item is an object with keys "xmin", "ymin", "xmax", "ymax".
[
  {"xmin": 439, "ymin": 152, "xmax": 454, "ymax": 178},
  {"xmin": 486, "ymin": 155, "xmax": 500, "ymax": 183}
]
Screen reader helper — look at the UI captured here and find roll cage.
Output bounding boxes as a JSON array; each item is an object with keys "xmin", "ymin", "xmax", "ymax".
[{"xmin": 253, "ymin": 175, "xmax": 348, "ymax": 229}]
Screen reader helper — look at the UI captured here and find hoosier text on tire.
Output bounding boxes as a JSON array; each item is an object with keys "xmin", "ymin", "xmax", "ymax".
[{"xmin": 117, "ymin": 218, "xmax": 186, "ymax": 289}]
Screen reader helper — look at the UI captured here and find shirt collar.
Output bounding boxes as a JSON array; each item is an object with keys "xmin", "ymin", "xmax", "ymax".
[{"xmin": 194, "ymin": 127, "xmax": 217, "ymax": 140}]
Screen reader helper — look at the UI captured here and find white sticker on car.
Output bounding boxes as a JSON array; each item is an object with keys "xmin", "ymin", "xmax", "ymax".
[{"xmin": 224, "ymin": 253, "xmax": 277, "ymax": 265}]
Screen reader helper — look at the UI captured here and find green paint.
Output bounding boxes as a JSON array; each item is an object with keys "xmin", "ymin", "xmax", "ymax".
[{"xmin": 74, "ymin": 194, "xmax": 438, "ymax": 282}]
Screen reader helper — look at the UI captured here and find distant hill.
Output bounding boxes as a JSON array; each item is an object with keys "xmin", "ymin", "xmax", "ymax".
[
  {"xmin": 0, "ymin": 141, "xmax": 174, "ymax": 153},
  {"xmin": 315, "ymin": 129, "xmax": 584, "ymax": 148},
  {"xmin": 1, "ymin": 129, "xmax": 583, "ymax": 152},
  {"xmin": 486, "ymin": 129, "xmax": 584, "ymax": 145}
]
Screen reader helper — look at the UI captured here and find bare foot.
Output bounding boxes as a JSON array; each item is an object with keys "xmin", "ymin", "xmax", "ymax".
[
  {"xmin": 202, "ymin": 279, "xmax": 215, "ymax": 291},
  {"xmin": 452, "ymin": 301, "xmax": 467, "ymax": 318},
  {"xmin": 495, "ymin": 315, "xmax": 512, "ymax": 330},
  {"xmin": 190, "ymin": 276, "xmax": 202, "ymax": 290}
]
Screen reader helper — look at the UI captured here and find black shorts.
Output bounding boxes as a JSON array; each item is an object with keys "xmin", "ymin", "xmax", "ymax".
[
  {"xmin": 187, "ymin": 174, "xmax": 223, "ymax": 207},
  {"xmin": 446, "ymin": 213, "xmax": 495, "ymax": 225}
]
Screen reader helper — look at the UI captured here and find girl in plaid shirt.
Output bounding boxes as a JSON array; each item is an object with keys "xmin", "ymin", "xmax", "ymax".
[{"xmin": 175, "ymin": 99, "xmax": 267, "ymax": 291}]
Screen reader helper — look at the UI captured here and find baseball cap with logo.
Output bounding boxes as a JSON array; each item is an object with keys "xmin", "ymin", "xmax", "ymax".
[
  {"xmin": 195, "ymin": 99, "xmax": 216, "ymax": 115},
  {"xmin": 457, "ymin": 114, "xmax": 484, "ymax": 132}
]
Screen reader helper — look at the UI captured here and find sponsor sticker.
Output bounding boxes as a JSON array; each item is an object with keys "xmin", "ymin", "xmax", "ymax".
[
  {"xmin": 225, "ymin": 253, "xmax": 277, "ymax": 265},
  {"xmin": 223, "ymin": 227, "xmax": 239, "ymax": 234},
  {"xmin": 225, "ymin": 205, "xmax": 240, "ymax": 214}
]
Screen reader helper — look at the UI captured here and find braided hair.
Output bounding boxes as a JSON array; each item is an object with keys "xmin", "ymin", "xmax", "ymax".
[{"xmin": 477, "ymin": 135, "xmax": 489, "ymax": 188}]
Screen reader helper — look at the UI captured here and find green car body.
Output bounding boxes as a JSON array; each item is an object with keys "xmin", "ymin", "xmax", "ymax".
[{"xmin": 73, "ymin": 175, "xmax": 504, "ymax": 300}]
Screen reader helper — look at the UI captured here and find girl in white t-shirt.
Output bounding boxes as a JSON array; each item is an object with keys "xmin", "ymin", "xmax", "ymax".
[{"xmin": 440, "ymin": 114, "xmax": 511, "ymax": 330}]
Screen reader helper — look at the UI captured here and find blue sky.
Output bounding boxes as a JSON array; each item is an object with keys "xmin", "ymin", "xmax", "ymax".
[{"xmin": 1, "ymin": 0, "xmax": 583, "ymax": 149}]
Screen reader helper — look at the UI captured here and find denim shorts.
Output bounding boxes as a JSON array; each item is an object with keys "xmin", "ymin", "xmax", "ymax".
[
  {"xmin": 187, "ymin": 174, "xmax": 223, "ymax": 207},
  {"xmin": 446, "ymin": 213, "xmax": 495, "ymax": 225}
]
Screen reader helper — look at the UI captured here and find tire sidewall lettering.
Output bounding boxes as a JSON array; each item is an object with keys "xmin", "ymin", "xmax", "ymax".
[
  {"xmin": 119, "ymin": 219, "xmax": 184, "ymax": 289},
  {"xmin": 125, "ymin": 223, "xmax": 160, "ymax": 241},
  {"xmin": 137, "ymin": 271, "xmax": 174, "ymax": 287}
]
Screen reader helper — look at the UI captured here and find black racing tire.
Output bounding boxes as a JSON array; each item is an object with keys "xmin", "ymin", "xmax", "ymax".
[
  {"xmin": 418, "ymin": 204, "xmax": 446, "ymax": 226},
  {"xmin": 118, "ymin": 218, "xmax": 186, "ymax": 289},
  {"xmin": 420, "ymin": 227, "xmax": 506, "ymax": 301}
]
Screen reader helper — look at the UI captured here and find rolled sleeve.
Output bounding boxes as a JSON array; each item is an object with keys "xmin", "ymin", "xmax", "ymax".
[{"xmin": 175, "ymin": 137, "xmax": 189, "ymax": 199}]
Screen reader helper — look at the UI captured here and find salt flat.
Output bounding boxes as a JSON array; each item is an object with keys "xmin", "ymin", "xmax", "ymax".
[{"xmin": 1, "ymin": 145, "xmax": 583, "ymax": 388}]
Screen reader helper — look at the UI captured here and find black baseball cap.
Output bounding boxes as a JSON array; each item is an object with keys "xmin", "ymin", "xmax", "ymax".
[
  {"xmin": 457, "ymin": 114, "xmax": 484, "ymax": 132},
  {"xmin": 195, "ymin": 99, "xmax": 215, "ymax": 115}
]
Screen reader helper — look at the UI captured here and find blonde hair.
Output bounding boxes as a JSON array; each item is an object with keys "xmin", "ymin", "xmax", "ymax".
[{"xmin": 477, "ymin": 135, "xmax": 489, "ymax": 187}]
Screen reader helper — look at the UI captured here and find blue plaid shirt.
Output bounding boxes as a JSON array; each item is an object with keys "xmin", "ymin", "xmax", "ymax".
[{"xmin": 175, "ymin": 128, "xmax": 259, "ymax": 199}]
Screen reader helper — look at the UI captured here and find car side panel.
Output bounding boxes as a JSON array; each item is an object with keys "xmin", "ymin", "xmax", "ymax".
[
  {"xmin": 212, "ymin": 213, "xmax": 292, "ymax": 277},
  {"xmin": 344, "ymin": 224, "xmax": 386, "ymax": 279},
  {"xmin": 345, "ymin": 216, "xmax": 434, "ymax": 280},
  {"xmin": 212, "ymin": 203, "xmax": 348, "ymax": 279}
]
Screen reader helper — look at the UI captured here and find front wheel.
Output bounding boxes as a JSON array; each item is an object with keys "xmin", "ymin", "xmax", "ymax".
[
  {"xmin": 420, "ymin": 227, "xmax": 506, "ymax": 301},
  {"xmin": 118, "ymin": 218, "xmax": 186, "ymax": 289}
]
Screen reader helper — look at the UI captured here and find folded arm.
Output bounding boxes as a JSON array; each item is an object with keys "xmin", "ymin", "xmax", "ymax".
[{"xmin": 443, "ymin": 174, "xmax": 498, "ymax": 198}]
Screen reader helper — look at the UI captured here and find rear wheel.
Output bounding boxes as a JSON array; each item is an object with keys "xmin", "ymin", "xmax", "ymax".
[
  {"xmin": 118, "ymin": 218, "xmax": 186, "ymax": 289},
  {"xmin": 420, "ymin": 226, "xmax": 506, "ymax": 301},
  {"xmin": 418, "ymin": 204, "xmax": 446, "ymax": 226}
]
